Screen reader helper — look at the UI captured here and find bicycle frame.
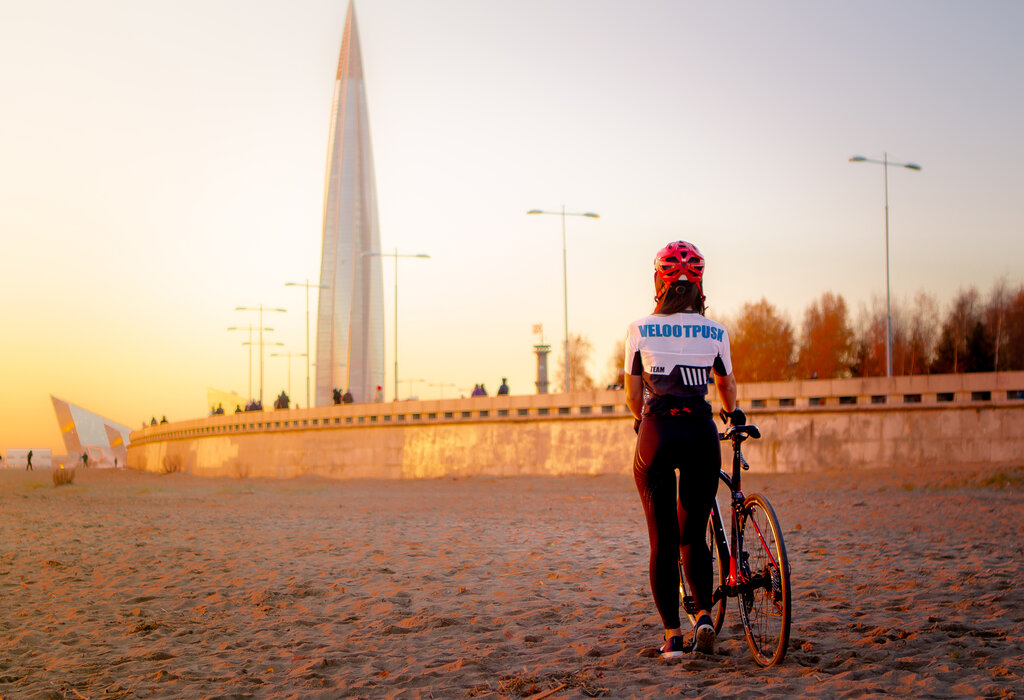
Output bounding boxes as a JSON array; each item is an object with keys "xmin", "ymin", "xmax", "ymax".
[{"xmin": 708, "ymin": 427, "xmax": 780, "ymax": 605}]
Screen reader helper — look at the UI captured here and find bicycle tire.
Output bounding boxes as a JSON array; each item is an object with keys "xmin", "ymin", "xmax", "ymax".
[
  {"xmin": 679, "ymin": 500, "xmax": 727, "ymax": 634},
  {"xmin": 737, "ymin": 493, "xmax": 791, "ymax": 667}
]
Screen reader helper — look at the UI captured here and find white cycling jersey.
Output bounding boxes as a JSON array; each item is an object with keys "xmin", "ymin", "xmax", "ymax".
[{"xmin": 624, "ymin": 310, "xmax": 732, "ymax": 414}]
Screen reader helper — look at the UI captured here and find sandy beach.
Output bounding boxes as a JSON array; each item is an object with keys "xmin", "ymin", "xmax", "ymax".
[{"xmin": 2, "ymin": 463, "xmax": 1022, "ymax": 699}]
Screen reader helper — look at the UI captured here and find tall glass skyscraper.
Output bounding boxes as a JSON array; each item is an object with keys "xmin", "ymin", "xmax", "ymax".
[{"xmin": 315, "ymin": 2, "xmax": 385, "ymax": 406}]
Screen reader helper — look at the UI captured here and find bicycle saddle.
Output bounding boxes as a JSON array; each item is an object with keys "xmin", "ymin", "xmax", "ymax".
[{"xmin": 728, "ymin": 424, "xmax": 761, "ymax": 440}]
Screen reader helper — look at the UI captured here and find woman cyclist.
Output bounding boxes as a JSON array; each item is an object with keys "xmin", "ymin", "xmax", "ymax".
[{"xmin": 624, "ymin": 241, "xmax": 745, "ymax": 659}]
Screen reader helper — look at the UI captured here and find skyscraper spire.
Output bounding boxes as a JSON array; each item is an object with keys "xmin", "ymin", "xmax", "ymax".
[{"xmin": 315, "ymin": 1, "xmax": 385, "ymax": 405}]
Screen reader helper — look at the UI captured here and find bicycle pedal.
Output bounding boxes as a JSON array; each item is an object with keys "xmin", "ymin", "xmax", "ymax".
[{"xmin": 682, "ymin": 595, "xmax": 698, "ymax": 615}]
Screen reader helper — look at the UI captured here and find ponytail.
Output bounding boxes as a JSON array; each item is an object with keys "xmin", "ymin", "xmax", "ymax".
[{"xmin": 655, "ymin": 281, "xmax": 705, "ymax": 315}]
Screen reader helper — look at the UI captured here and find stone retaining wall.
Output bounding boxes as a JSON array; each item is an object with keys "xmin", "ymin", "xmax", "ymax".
[{"xmin": 127, "ymin": 372, "xmax": 1024, "ymax": 478}]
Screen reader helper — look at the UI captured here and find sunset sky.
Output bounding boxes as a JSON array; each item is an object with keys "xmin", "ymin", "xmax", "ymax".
[{"xmin": 2, "ymin": 0, "xmax": 1022, "ymax": 455}]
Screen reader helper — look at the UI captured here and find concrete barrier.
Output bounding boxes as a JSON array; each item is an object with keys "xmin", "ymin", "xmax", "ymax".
[{"xmin": 127, "ymin": 372, "xmax": 1024, "ymax": 478}]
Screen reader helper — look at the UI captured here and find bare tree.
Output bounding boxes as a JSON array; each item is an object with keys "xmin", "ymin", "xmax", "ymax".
[
  {"xmin": 557, "ymin": 333, "xmax": 597, "ymax": 392},
  {"xmin": 932, "ymin": 287, "xmax": 982, "ymax": 373},
  {"xmin": 986, "ymin": 279, "xmax": 1011, "ymax": 371},
  {"xmin": 604, "ymin": 338, "xmax": 625, "ymax": 388},
  {"xmin": 906, "ymin": 291, "xmax": 939, "ymax": 375},
  {"xmin": 1002, "ymin": 285, "xmax": 1024, "ymax": 371},
  {"xmin": 850, "ymin": 297, "xmax": 887, "ymax": 377}
]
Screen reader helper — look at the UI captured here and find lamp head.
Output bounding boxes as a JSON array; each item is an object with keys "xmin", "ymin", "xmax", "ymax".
[
  {"xmin": 583, "ymin": 212, "xmax": 600, "ymax": 218},
  {"xmin": 904, "ymin": 163, "xmax": 922, "ymax": 171},
  {"xmin": 849, "ymin": 156, "xmax": 867, "ymax": 162},
  {"xmin": 527, "ymin": 209, "xmax": 543, "ymax": 215}
]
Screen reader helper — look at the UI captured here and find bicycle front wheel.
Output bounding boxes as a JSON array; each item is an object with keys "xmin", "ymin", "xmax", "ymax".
[
  {"xmin": 680, "ymin": 500, "xmax": 727, "ymax": 634},
  {"xmin": 738, "ymin": 493, "xmax": 791, "ymax": 667}
]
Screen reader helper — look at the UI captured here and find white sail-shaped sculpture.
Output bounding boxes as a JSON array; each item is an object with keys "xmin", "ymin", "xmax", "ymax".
[{"xmin": 315, "ymin": 1, "xmax": 385, "ymax": 406}]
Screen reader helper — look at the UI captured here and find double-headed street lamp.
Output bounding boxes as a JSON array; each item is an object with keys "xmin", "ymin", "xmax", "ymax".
[
  {"xmin": 361, "ymin": 249, "xmax": 431, "ymax": 401},
  {"xmin": 849, "ymin": 153, "xmax": 922, "ymax": 378},
  {"xmin": 227, "ymin": 323, "xmax": 277, "ymax": 401},
  {"xmin": 527, "ymin": 206, "xmax": 600, "ymax": 393},
  {"xmin": 247, "ymin": 341, "xmax": 283, "ymax": 404},
  {"xmin": 285, "ymin": 280, "xmax": 330, "ymax": 408},
  {"xmin": 428, "ymin": 381, "xmax": 456, "ymax": 400},
  {"xmin": 398, "ymin": 378, "xmax": 425, "ymax": 401},
  {"xmin": 235, "ymin": 304, "xmax": 287, "ymax": 405},
  {"xmin": 270, "ymin": 350, "xmax": 306, "ymax": 401}
]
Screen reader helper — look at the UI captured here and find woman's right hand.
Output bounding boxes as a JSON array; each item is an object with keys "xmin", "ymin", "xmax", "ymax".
[{"xmin": 719, "ymin": 407, "xmax": 746, "ymax": 426}]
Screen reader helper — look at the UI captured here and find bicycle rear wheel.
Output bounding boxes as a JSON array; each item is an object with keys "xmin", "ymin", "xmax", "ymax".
[
  {"xmin": 738, "ymin": 493, "xmax": 791, "ymax": 667},
  {"xmin": 679, "ymin": 499, "xmax": 727, "ymax": 634}
]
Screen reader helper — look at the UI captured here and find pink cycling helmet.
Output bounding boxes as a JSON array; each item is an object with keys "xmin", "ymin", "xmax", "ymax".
[{"xmin": 654, "ymin": 241, "xmax": 704, "ymax": 300}]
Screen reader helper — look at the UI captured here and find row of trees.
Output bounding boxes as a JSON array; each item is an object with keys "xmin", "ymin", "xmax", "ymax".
[
  {"xmin": 727, "ymin": 281, "xmax": 1024, "ymax": 381},
  {"xmin": 565, "ymin": 281, "xmax": 1024, "ymax": 388}
]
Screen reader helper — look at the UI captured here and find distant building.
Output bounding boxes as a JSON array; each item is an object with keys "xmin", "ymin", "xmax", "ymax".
[
  {"xmin": 50, "ymin": 395, "xmax": 131, "ymax": 467},
  {"xmin": 315, "ymin": 1, "xmax": 385, "ymax": 406}
]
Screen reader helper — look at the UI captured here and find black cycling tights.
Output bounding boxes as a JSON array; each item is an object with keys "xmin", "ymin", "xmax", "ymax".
[{"xmin": 633, "ymin": 414, "xmax": 721, "ymax": 630}]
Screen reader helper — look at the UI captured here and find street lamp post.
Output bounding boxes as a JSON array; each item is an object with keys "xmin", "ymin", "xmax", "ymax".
[
  {"xmin": 398, "ymin": 378, "xmax": 424, "ymax": 401},
  {"xmin": 285, "ymin": 280, "xmax": 329, "ymax": 408},
  {"xmin": 361, "ymin": 249, "xmax": 431, "ymax": 401},
  {"xmin": 527, "ymin": 206, "xmax": 600, "ymax": 393},
  {"xmin": 270, "ymin": 350, "xmax": 306, "ymax": 400},
  {"xmin": 228, "ymin": 323, "xmax": 277, "ymax": 401},
  {"xmin": 428, "ymin": 382, "xmax": 456, "ymax": 400},
  {"xmin": 849, "ymin": 153, "xmax": 922, "ymax": 378},
  {"xmin": 235, "ymin": 304, "xmax": 287, "ymax": 405}
]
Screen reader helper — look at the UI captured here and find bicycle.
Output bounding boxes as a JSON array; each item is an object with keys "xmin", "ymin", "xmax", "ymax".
[{"xmin": 679, "ymin": 422, "xmax": 792, "ymax": 666}]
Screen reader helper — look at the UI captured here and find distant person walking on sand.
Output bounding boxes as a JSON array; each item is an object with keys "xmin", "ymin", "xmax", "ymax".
[
  {"xmin": 81, "ymin": 451, "xmax": 89, "ymax": 468},
  {"xmin": 497, "ymin": 378, "xmax": 509, "ymax": 395},
  {"xmin": 625, "ymin": 241, "xmax": 743, "ymax": 659},
  {"xmin": 26, "ymin": 450, "xmax": 33, "ymax": 471}
]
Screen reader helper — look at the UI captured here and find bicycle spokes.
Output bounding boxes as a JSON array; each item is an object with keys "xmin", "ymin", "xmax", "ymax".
[
  {"xmin": 749, "ymin": 513, "xmax": 779, "ymax": 571},
  {"xmin": 738, "ymin": 494, "xmax": 791, "ymax": 667}
]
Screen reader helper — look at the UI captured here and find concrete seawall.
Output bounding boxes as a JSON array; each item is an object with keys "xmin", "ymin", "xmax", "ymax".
[{"xmin": 127, "ymin": 372, "xmax": 1024, "ymax": 478}]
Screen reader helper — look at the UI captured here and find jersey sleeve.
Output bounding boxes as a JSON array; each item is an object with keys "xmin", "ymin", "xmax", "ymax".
[
  {"xmin": 713, "ymin": 324, "xmax": 733, "ymax": 376},
  {"xmin": 623, "ymin": 326, "xmax": 643, "ymax": 376}
]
